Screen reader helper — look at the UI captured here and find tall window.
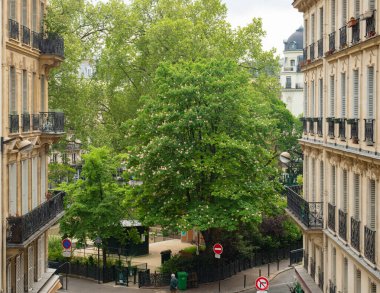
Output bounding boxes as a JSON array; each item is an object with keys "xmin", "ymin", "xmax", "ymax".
[
  {"xmin": 312, "ymin": 159, "xmax": 316, "ymax": 201},
  {"xmin": 304, "ymin": 156, "xmax": 309, "ymax": 199},
  {"xmin": 342, "ymin": 170, "xmax": 348, "ymax": 212},
  {"xmin": 311, "ymin": 14, "xmax": 315, "ymax": 42},
  {"xmin": 9, "ymin": 67, "xmax": 16, "ymax": 113},
  {"xmin": 22, "ymin": 0, "xmax": 27, "ymax": 25},
  {"xmin": 354, "ymin": 0, "xmax": 360, "ymax": 18},
  {"xmin": 305, "ymin": 20, "xmax": 308, "ymax": 46},
  {"xmin": 304, "ymin": 83, "xmax": 308, "ymax": 116},
  {"xmin": 32, "ymin": 157, "xmax": 38, "ymax": 209},
  {"xmin": 40, "ymin": 75, "xmax": 45, "ymax": 111},
  {"xmin": 40, "ymin": 2, "xmax": 45, "ymax": 33},
  {"xmin": 368, "ymin": 180, "xmax": 376, "ymax": 230},
  {"xmin": 311, "ymin": 80, "xmax": 315, "ymax": 117},
  {"xmin": 342, "ymin": 0, "xmax": 347, "ymax": 24},
  {"xmin": 319, "ymin": 7, "xmax": 324, "ymax": 39},
  {"xmin": 286, "ymin": 76, "xmax": 291, "ymax": 88},
  {"xmin": 332, "ymin": 165, "xmax": 336, "ymax": 205},
  {"xmin": 9, "ymin": 163, "xmax": 17, "ymax": 216},
  {"xmin": 332, "ymin": 247, "xmax": 336, "ymax": 282},
  {"xmin": 9, "ymin": 0, "xmax": 16, "ymax": 19},
  {"xmin": 330, "ymin": 75, "xmax": 335, "ymax": 117},
  {"xmin": 353, "ymin": 70, "xmax": 359, "ymax": 118},
  {"xmin": 369, "ymin": 0, "xmax": 375, "ymax": 10},
  {"xmin": 368, "ymin": 66, "xmax": 375, "ymax": 119},
  {"xmin": 32, "ymin": 73, "xmax": 36, "ymax": 113},
  {"xmin": 21, "ymin": 160, "xmax": 29, "ymax": 215},
  {"xmin": 320, "ymin": 161, "xmax": 324, "ymax": 201},
  {"xmin": 341, "ymin": 73, "xmax": 346, "ymax": 117},
  {"xmin": 32, "ymin": 0, "xmax": 37, "ymax": 31},
  {"xmin": 343, "ymin": 258, "xmax": 348, "ymax": 292},
  {"xmin": 319, "ymin": 79, "xmax": 323, "ymax": 117},
  {"xmin": 22, "ymin": 70, "xmax": 28, "ymax": 113},
  {"xmin": 355, "ymin": 269, "xmax": 361, "ymax": 293},
  {"xmin": 331, "ymin": 0, "xmax": 336, "ymax": 31},
  {"xmin": 354, "ymin": 174, "xmax": 360, "ymax": 220}
]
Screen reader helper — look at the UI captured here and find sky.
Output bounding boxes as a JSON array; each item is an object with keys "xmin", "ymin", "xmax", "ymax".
[{"xmin": 222, "ymin": 0, "xmax": 303, "ymax": 56}]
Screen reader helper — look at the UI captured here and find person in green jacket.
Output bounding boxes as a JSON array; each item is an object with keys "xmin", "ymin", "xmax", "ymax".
[{"xmin": 170, "ymin": 273, "xmax": 178, "ymax": 292}]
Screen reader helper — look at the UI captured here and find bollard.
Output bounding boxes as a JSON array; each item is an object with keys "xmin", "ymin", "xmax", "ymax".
[
  {"xmin": 244, "ymin": 275, "xmax": 246, "ymax": 288},
  {"xmin": 267, "ymin": 263, "xmax": 270, "ymax": 277}
]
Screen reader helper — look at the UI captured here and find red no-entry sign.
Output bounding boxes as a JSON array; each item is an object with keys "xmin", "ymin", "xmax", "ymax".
[
  {"xmin": 213, "ymin": 243, "xmax": 223, "ymax": 255},
  {"xmin": 255, "ymin": 276, "xmax": 269, "ymax": 291}
]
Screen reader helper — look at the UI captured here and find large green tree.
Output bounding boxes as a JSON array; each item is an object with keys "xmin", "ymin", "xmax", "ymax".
[{"xmin": 126, "ymin": 59, "xmax": 283, "ymax": 249}]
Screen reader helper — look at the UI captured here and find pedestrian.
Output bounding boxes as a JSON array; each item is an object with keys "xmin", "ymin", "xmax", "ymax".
[{"xmin": 170, "ymin": 273, "xmax": 178, "ymax": 292}]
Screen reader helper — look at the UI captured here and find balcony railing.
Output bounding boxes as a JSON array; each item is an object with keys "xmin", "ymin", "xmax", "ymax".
[
  {"xmin": 21, "ymin": 25, "xmax": 30, "ymax": 45},
  {"xmin": 32, "ymin": 114, "xmax": 40, "ymax": 131},
  {"xmin": 365, "ymin": 119, "xmax": 374, "ymax": 145},
  {"xmin": 7, "ymin": 191, "xmax": 66, "ymax": 244},
  {"xmin": 310, "ymin": 258, "xmax": 316, "ymax": 280},
  {"xmin": 340, "ymin": 25, "xmax": 347, "ymax": 48},
  {"xmin": 9, "ymin": 19, "xmax": 19, "ymax": 40},
  {"xmin": 308, "ymin": 118, "xmax": 314, "ymax": 134},
  {"xmin": 301, "ymin": 118, "xmax": 307, "ymax": 134},
  {"xmin": 349, "ymin": 119, "xmax": 359, "ymax": 143},
  {"xmin": 40, "ymin": 33, "xmax": 64, "ymax": 58},
  {"xmin": 366, "ymin": 13, "xmax": 376, "ymax": 38},
  {"xmin": 39, "ymin": 112, "xmax": 65, "ymax": 133},
  {"xmin": 303, "ymin": 47, "xmax": 307, "ymax": 61},
  {"xmin": 318, "ymin": 39, "xmax": 323, "ymax": 58},
  {"xmin": 330, "ymin": 280, "xmax": 336, "ymax": 293},
  {"xmin": 9, "ymin": 114, "xmax": 19, "ymax": 133},
  {"xmin": 364, "ymin": 226, "xmax": 376, "ymax": 264},
  {"xmin": 32, "ymin": 31, "xmax": 41, "ymax": 49},
  {"xmin": 338, "ymin": 209, "xmax": 347, "ymax": 241},
  {"xmin": 21, "ymin": 113, "xmax": 30, "ymax": 132},
  {"xmin": 310, "ymin": 43, "xmax": 315, "ymax": 61},
  {"xmin": 338, "ymin": 118, "xmax": 346, "ymax": 140},
  {"xmin": 351, "ymin": 217, "xmax": 360, "ymax": 252},
  {"xmin": 318, "ymin": 269, "xmax": 324, "ymax": 291},
  {"xmin": 328, "ymin": 203, "xmax": 336, "ymax": 232},
  {"xmin": 327, "ymin": 118, "xmax": 335, "ymax": 138},
  {"xmin": 317, "ymin": 118, "xmax": 323, "ymax": 136},
  {"xmin": 329, "ymin": 31, "xmax": 336, "ymax": 53},
  {"xmin": 304, "ymin": 252, "xmax": 309, "ymax": 270},
  {"xmin": 285, "ymin": 185, "xmax": 323, "ymax": 228},
  {"xmin": 352, "ymin": 20, "xmax": 360, "ymax": 44}
]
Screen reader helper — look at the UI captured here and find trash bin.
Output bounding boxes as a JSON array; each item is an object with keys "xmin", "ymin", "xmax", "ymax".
[
  {"xmin": 177, "ymin": 271, "xmax": 188, "ymax": 290},
  {"xmin": 160, "ymin": 250, "xmax": 172, "ymax": 264}
]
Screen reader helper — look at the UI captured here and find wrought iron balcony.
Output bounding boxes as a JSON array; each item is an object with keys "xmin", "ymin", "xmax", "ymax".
[
  {"xmin": 39, "ymin": 112, "xmax": 65, "ymax": 133},
  {"xmin": 310, "ymin": 258, "xmax": 316, "ymax": 280},
  {"xmin": 330, "ymin": 280, "xmax": 336, "ymax": 293},
  {"xmin": 328, "ymin": 203, "xmax": 336, "ymax": 232},
  {"xmin": 351, "ymin": 217, "xmax": 360, "ymax": 251},
  {"xmin": 339, "ymin": 25, "xmax": 347, "ymax": 48},
  {"xmin": 21, "ymin": 113, "xmax": 30, "ymax": 132},
  {"xmin": 301, "ymin": 118, "xmax": 307, "ymax": 134},
  {"xmin": 348, "ymin": 119, "xmax": 359, "ymax": 143},
  {"xmin": 337, "ymin": 118, "xmax": 346, "ymax": 140},
  {"xmin": 32, "ymin": 114, "xmax": 40, "ymax": 130},
  {"xmin": 308, "ymin": 118, "xmax": 314, "ymax": 134},
  {"xmin": 40, "ymin": 33, "xmax": 64, "ymax": 58},
  {"xmin": 365, "ymin": 119, "xmax": 374, "ymax": 145},
  {"xmin": 8, "ymin": 19, "xmax": 19, "ymax": 40},
  {"xmin": 318, "ymin": 269, "xmax": 324, "ymax": 291},
  {"xmin": 303, "ymin": 47, "xmax": 307, "ymax": 61},
  {"xmin": 352, "ymin": 20, "xmax": 360, "ymax": 44},
  {"xmin": 310, "ymin": 43, "xmax": 315, "ymax": 61},
  {"xmin": 364, "ymin": 226, "xmax": 376, "ymax": 264},
  {"xmin": 7, "ymin": 191, "xmax": 66, "ymax": 244},
  {"xmin": 9, "ymin": 114, "xmax": 19, "ymax": 133},
  {"xmin": 317, "ymin": 39, "xmax": 323, "ymax": 58},
  {"xmin": 327, "ymin": 118, "xmax": 335, "ymax": 138},
  {"xmin": 317, "ymin": 117, "xmax": 323, "ymax": 136},
  {"xmin": 329, "ymin": 31, "xmax": 336, "ymax": 53},
  {"xmin": 21, "ymin": 25, "xmax": 30, "ymax": 45},
  {"xmin": 338, "ymin": 209, "xmax": 347, "ymax": 241},
  {"xmin": 32, "ymin": 31, "xmax": 41, "ymax": 49},
  {"xmin": 366, "ymin": 13, "xmax": 376, "ymax": 38},
  {"xmin": 285, "ymin": 185, "xmax": 323, "ymax": 229}
]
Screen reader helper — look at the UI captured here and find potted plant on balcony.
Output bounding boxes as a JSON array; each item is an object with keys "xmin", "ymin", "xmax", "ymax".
[
  {"xmin": 46, "ymin": 191, "xmax": 53, "ymax": 200},
  {"xmin": 347, "ymin": 17, "xmax": 358, "ymax": 27}
]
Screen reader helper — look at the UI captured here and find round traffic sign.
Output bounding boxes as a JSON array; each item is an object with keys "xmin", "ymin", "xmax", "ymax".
[
  {"xmin": 255, "ymin": 276, "xmax": 269, "ymax": 291},
  {"xmin": 62, "ymin": 238, "xmax": 72, "ymax": 250},
  {"xmin": 213, "ymin": 243, "xmax": 223, "ymax": 255}
]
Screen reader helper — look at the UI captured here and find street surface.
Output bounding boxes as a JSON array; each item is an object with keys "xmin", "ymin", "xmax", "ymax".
[{"xmin": 246, "ymin": 268, "xmax": 297, "ymax": 293}]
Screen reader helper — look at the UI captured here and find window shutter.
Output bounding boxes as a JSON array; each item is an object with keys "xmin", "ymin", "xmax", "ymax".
[
  {"xmin": 343, "ymin": 170, "xmax": 348, "ymax": 212},
  {"xmin": 304, "ymin": 83, "xmax": 308, "ymax": 116},
  {"xmin": 332, "ymin": 165, "xmax": 336, "ymax": 205},
  {"xmin": 9, "ymin": 67, "xmax": 16, "ymax": 113},
  {"xmin": 9, "ymin": 0, "xmax": 16, "ymax": 19},
  {"xmin": 356, "ymin": 269, "xmax": 361, "ymax": 293},
  {"xmin": 341, "ymin": 73, "xmax": 346, "ymax": 117},
  {"xmin": 9, "ymin": 163, "xmax": 17, "ymax": 216},
  {"xmin": 32, "ymin": 73, "xmax": 36, "ymax": 113},
  {"xmin": 21, "ymin": 160, "xmax": 29, "ymax": 215},
  {"xmin": 331, "ymin": 0, "xmax": 336, "ymax": 30},
  {"xmin": 32, "ymin": 157, "xmax": 38, "ymax": 208},
  {"xmin": 355, "ymin": 0, "xmax": 360, "ymax": 18},
  {"xmin": 330, "ymin": 76, "xmax": 335, "ymax": 117},
  {"xmin": 369, "ymin": 180, "xmax": 376, "ymax": 230},
  {"xmin": 332, "ymin": 248, "xmax": 336, "ymax": 282},
  {"xmin": 368, "ymin": 67, "xmax": 374, "ymax": 119},
  {"xmin": 354, "ymin": 174, "xmax": 360, "ymax": 220},
  {"xmin": 343, "ymin": 258, "xmax": 348, "ymax": 292},
  {"xmin": 342, "ymin": 0, "xmax": 347, "ymax": 24},
  {"xmin": 311, "ymin": 80, "xmax": 315, "ymax": 117},
  {"xmin": 319, "ymin": 7, "xmax": 323, "ymax": 39},
  {"xmin": 28, "ymin": 246, "xmax": 34, "ymax": 291},
  {"xmin": 312, "ymin": 159, "xmax": 316, "ymax": 201},
  {"xmin": 40, "ymin": 75, "xmax": 45, "ymax": 111},
  {"xmin": 371, "ymin": 281, "xmax": 377, "ymax": 293},
  {"xmin": 369, "ymin": 0, "xmax": 375, "ymax": 11},
  {"xmin": 32, "ymin": 0, "xmax": 37, "ymax": 31},
  {"xmin": 311, "ymin": 14, "xmax": 315, "ymax": 42},
  {"xmin": 319, "ymin": 79, "xmax": 323, "ymax": 117},
  {"xmin": 22, "ymin": 0, "xmax": 27, "ymax": 25},
  {"xmin": 320, "ymin": 161, "xmax": 324, "ymax": 201},
  {"xmin": 353, "ymin": 70, "xmax": 359, "ymax": 118},
  {"xmin": 23, "ymin": 70, "xmax": 28, "ymax": 113}
]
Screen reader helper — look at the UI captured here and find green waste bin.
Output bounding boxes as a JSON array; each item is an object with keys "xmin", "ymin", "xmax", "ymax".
[{"xmin": 177, "ymin": 272, "xmax": 188, "ymax": 290}]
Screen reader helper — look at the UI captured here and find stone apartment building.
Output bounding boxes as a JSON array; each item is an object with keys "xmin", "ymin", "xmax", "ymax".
[
  {"xmin": 1, "ymin": 0, "xmax": 65, "ymax": 292},
  {"xmin": 286, "ymin": 0, "xmax": 380, "ymax": 292}
]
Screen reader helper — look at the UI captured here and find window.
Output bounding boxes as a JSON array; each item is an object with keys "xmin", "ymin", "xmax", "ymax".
[
  {"xmin": 27, "ymin": 246, "xmax": 34, "ymax": 291},
  {"xmin": 343, "ymin": 258, "xmax": 348, "ymax": 293},
  {"xmin": 286, "ymin": 76, "xmax": 291, "ymax": 88},
  {"xmin": 332, "ymin": 247, "xmax": 336, "ymax": 282},
  {"xmin": 32, "ymin": 0, "xmax": 37, "ymax": 31},
  {"xmin": 319, "ymin": 79, "xmax": 323, "ymax": 117},
  {"xmin": 40, "ymin": 154, "xmax": 46, "ymax": 203},
  {"xmin": 330, "ymin": 75, "xmax": 335, "ymax": 117},
  {"xmin": 22, "ymin": 0, "xmax": 27, "ymax": 26},
  {"xmin": 22, "ymin": 70, "xmax": 28, "ymax": 113},
  {"xmin": 311, "ymin": 80, "xmax": 315, "ymax": 117},
  {"xmin": 368, "ymin": 66, "xmax": 374, "ymax": 119},
  {"xmin": 354, "ymin": 174, "xmax": 360, "ymax": 220},
  {"xmin": 9, "ymin": 67, "xmax": 16, "ymax": 113},
  {"xmin": 331, "ymin": 0, "xmax": 336, "ymax": 31},
  {"xmin": 353, "ymin": 70, "xmax": 359, "ymax": 118},
  {"xmin": 319, "ymin": 7, "xmax": 323, "ymax": 39},
  {"xmin": 332, "ymin": 165, "xmax": 336, "ymax": 205},
  {"xmin": 9, "ymin": 0, "xmax": 16, "ymax": 19},
  {"xmin": 342, "ymin": 170, "xmax": 348, "ymax": 212},
  {"xmin": 40, "ymin": 75, "xmax": 45, "ymax": 111},
  {"xmin": 52, "ymin": 154, "xmax": 58, "ymax": 163},
  {"xmin": 368, "ymin": 180, "xmax": 376, "ymax": 230},
  {"xmin": 40, "ymin": 2, "xmax": 44, "ymax": 33},
  {"xmin": 304, "ymin": 156, "xmax": 309, "ymax": 199},
  {"xmin": 369, "ymin": 0, "xmax": 375, "ymax": 11},
  {"xmin": 72, "ymin": 153, "xmax": 77, "ymax": 163},
  {"xmin": 304, "ymin": 83, "xmax": 308, "ymax": 116},
  {"xmin": 341, "ymin": 73, "xmax": 346, "ymax": 117},
  {"xmin": 320, "ymin": 161, "xmax": 324, "ymax": 201},
  {"xmin": 311, "ymin": 14, "xmax": 315, "ymax": 42},
  {"xmin": 305, "ymin": 20, "xmax": 308, "ymax": 46},
  {"xmin": 355, "ymin": 269, "xmax": 361, "ymax": 293},
  {"xmin": 370, "ymin": 281, "xmax": 377, "ymax": 293},
  {"xmin": 15, "ymin": 254, "xmax": 24, "ymax": 293},
  {"xmin": 312, "ymin": 159, "xmax": 316, "ymax": 201},
  {"xmin": 21, "ymin": 160, "xmax": 29, "ymax": 215},
  {"xmin": 355, "ymin": 0, "xmax": 360, "ymax": 18},
  {"xmin": 290, "ymin": 60, "xmax": 295, "ymax": 66},
  {"xmin": 32, "ymin": 73, "xmax": 36, "ymax": 113},
  {"xmin": 32, "ymin": 157, "xmax": 38, "ymax": 209},
  {"xmin": 342, "ymin": 0, "xmax": 347, "ymax": 24},
  {"xmin": 9, "ymin": 163, "xmax": 17, "ymax": 216}
]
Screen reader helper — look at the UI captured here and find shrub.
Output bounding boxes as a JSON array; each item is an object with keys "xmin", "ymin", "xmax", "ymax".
[{"xmin": 48, "ymin": 236, "xmax": 65, "ymax": 262}]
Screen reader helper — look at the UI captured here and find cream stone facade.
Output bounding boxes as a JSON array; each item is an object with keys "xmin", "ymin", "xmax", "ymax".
[
  {"xmin": 1, "ymin": 0, "xmax": 65, "ymax": 292},
  {"xmin": 286, "ymin": 0, "xmax": 380, "ymax": 292}
]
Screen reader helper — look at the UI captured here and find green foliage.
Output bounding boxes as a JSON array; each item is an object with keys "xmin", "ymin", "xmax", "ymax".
[
  {"xmin": 181, "ymin": 245, "xmax": 206, "ymax": 254},
  {"xmin": 296, "ymin": 175, "xmax": 303, "ymax": 186},
  {"xmin": 48, "ymin": 162, "xmax": 76, "ymax": 186},
  {"xmin": 48, "ymin": 236, "xmax": 65, "ymax": 262}
]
